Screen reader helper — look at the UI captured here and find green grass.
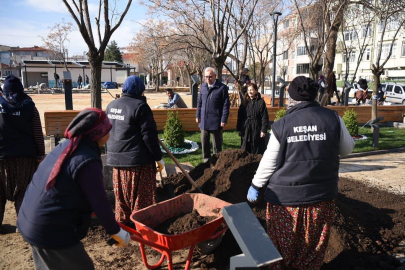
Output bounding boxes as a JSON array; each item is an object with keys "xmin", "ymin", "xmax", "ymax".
[
  {"xmin": 158, "ymin": 127, "xmax": 405, "ymax": 167},
  {"xmin": 353, "ymin": 126, "xmax": 405, "ymax": 153},
  {"xmin": 158, "ymin": 130, "xmax": 241, "ymax": 167}
]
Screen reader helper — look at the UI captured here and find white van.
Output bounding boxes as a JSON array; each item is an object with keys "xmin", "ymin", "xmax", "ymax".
[{"xmin": 383, "ymin": 83, "xmax": 405, "ymax": 105}]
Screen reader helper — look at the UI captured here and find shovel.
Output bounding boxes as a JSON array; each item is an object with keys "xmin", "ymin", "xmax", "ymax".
[{"xmin": 159, "ymin": 140, "xmax": 203, "ymax": 193}]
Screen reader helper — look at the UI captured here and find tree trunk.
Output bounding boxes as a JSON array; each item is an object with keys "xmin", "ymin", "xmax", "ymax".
[
  {"xmin": 214, "ymin": 60, "xmax": 224, "ymax": 82},
  {"xmin": 260, "ymin": 67, "xmax": 266, "ymax": 94},
  {"xmin": 372, "ymin": 71, "xmax": 382, "ymax": 121},
  {"xmin": 88, "ymin": 51, "xmax": 103, "ymax": 109}
]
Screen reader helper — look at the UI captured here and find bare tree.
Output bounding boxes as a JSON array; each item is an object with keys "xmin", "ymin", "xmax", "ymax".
[
  {"xmin": 41, "ymin": 19, "xmax": 73, "ymax": 70},
  {"xmin": 62, "ymin": 0, "xmax": 132, "ymax": 108},
  {"xmin": 339, "ymin": 3, "xmax": 374, "ymax": 101},
  {"xmin": 367, "ymin": 0, "xmax": 405, "ymax": 119},
  {"xmin": 142, "ymin": 0, "xmax": 259, "ymax": 81},
  {"xmin": 292, "ymin": 0, "xmax": 347, "ymax": 80},
  {"xmin": 131, "ymin": 20, "xmax": 174, "ymax": 91}
]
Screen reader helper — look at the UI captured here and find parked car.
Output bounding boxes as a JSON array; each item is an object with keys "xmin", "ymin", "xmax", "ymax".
[
  {"xmin": 102, "ymin": 81, "xmax": 118, "ymax": 89},
  {"xmin": 383, "ymin": 82, "xmax": 405, "ymax": 105}
]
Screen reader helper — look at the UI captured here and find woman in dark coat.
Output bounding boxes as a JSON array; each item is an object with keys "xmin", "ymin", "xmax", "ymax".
[
  {"xmin": 18, "ymin": 108, "xmax": 130, "ymax": 270},
  {"xmin": 237, "ymin": 83, "xmax": 269, "ymax": 154},
  {"xmin": 106, "ymin": 76, "xmax": 164, "ymax": 225},
  {"xmin": 0, "ymin": 75, "xmax": 45, "ymax": 232}
]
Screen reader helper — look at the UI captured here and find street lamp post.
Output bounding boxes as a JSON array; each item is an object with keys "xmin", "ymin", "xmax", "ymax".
[{"xmin": 271, "ymin": 11, "xmax": 282, "ymax": 107}]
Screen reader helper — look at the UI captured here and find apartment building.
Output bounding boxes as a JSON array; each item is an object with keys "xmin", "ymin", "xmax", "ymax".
[
  {"xmin": 274, "ymin": 13, "xmax": 324, "ymax": 83},
  {"xmin": 334, "ymin": 10, "xmax": 405, "ymax": 82}
]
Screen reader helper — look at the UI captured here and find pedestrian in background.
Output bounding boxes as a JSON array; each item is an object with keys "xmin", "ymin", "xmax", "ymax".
[
  {"xmin": 106, "ymin": 76, "xmax": 164, "ymax": 225},
  {"xmin": 237, "ymin": 83, "xmax": 269, "ymax": 154},
  {"xmin": 317, "ymin": 75, "xmax": 328, "ymax": 103},
  {"xmin": 196, "ymin": 67, "xmax": 230, "ymax": 163},
  {"xmin": 0, "ymin": 75, "xmax": 45, "ymax": 233},
  {"xmin": 247, "ymin": 76, "xmax": 355, "ymax": 270},
  {"xmin": 327, "ymin": 71, "xmax": 339, "ymax": 104},
  {"xmin": 356, "ymin": 79, "xmax": 369, "ymax": 105},
  {"xmin": 77, "ymin": 74, "xmax": 83, "ymax": 89},
  {"xmin": 85, "ymin": 75, "xmax": 89, "ymax": 86},
  {"xmin": 238, "ymin": 68, "xmax": 251, "ymax": 102},
  {"xmin": 54, "ymin": 73, "xmax": 60, "ymax": 88},
  {"xmin": 18, "ymin": 108, "xmax": 129, "ymax": 270}
]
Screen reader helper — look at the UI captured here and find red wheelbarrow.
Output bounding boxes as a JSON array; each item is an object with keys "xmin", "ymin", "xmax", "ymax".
[{"xmin": 119, "ymin": 193, "xmax": 231, "ymax": 270}]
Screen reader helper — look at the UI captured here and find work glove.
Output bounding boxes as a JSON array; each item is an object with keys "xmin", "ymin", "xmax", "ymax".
[
  {"xmin": 112, "ymin": 228, "xmax": 130, "ymax": 247},
  {"xmin": 247, "ymin": 186, "xmax": 259, "ymax": 203},
  {"xmin": 156, "ymin": 159, "xmax": 165, "ymax": 173}
]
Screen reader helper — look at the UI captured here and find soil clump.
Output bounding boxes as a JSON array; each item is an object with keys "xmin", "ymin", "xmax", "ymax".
[
  {"xmin": 154, "ymin": 210, "xmax": 216, "ymax": 235},
  {"xmin": 3, "ymin": 148, "xmax": 404, "ymax": 270},
  {"xmin": 161, "ymin": 148, "xmax": 405, "ymax": 270}
]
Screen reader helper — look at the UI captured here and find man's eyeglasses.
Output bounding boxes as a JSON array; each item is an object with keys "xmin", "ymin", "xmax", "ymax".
[{"xmin": 205, "ymin": 75, "xmax": 215, "ymax": 78}]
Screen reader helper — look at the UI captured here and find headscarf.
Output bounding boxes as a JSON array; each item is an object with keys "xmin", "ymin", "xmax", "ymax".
[
  {"xmin": 288, "ymin": 76, "xmax": 318, "ymax": 101},
  {"xmin": 0, "ymin": 74, "xmax": 34, "ymax": 113},
  {"xmin": 45, "ymin": 108, "xmax": 112, "ymax": 191},
  {"xmin": 122, "ymin": 75, "xmax": 145, "ymax": 96}
]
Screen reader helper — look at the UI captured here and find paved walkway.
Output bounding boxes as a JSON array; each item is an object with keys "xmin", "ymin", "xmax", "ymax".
[{"xmin": 339, "ymin": 148, "xmax": 405, "ymax": 195}]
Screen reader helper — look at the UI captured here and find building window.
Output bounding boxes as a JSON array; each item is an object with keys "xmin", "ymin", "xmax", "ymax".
[
  {"xmin": 283, "ymin": 50, "xmax": 288, "ymax": 60},
  {"xmin": 362, "ymin": 25, "xmax": 372, "ymax": 38},
  {"xmin": 363, "ymin": 48, "xmax": 371, "ymax": 61},
  {"xmin": 5, "ymin": 71, "xmax": 12, "ymax": 76},
  {"xmin": 379, "ymin": 43, "xmax": 397, "ymax": 59},
  {"xmin": 291, "ymin": 66, "xmax": 295, "ymax": 75},
  {"xmin": 344, "ymin": 29, "xmax": 357, "ymax": 41},
  {"xmin": 297, "ymin": 46, "xmax": 306, "ymax": 56},
  {"xmin": 297, "ymin": 64, "xmax": 310, "ymax": 74},
  {"xmin": 291, "ymin": 51, "xmax": 295, "ymax": 59},
  {"xmin": 343, "ymin": 52, "xmax": 356, "ymax": 63},
  {"xmin": 310, "ymin": 45, "xmax": 315, "ymax": 56},
  {"xmin": 402, "ymin": 41, "xmax": 405, "ymax": 57},
  {"xmin": 379, "ymin": 20, "xmax": 386, "ymax": 32}
]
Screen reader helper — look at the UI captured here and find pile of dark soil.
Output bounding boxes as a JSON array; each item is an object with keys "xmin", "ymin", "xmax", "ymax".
[
  {"xmin": 154, "ymin": 210, "xmax": 216, "ymax": 235},
  {"xmin": 85, "ymin": 149, "xmax": 405, "ymax": 270},
  {"xmin": 162, "ymin": 149, "xmax": 405, "ymax": 270}
]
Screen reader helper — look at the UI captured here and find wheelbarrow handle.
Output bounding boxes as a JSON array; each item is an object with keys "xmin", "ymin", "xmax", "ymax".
[{"xmin": 115, "ymin": 222, "xmax": 171, "ymax": 253}]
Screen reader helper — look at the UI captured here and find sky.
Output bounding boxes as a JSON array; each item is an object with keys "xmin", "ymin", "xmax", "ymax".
[{"xmin": 0, "ymin": 0, "xmax": 150, "ymax": 56}]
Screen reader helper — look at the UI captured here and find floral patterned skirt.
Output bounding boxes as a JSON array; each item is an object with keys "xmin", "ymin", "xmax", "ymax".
[
  {"xmin": 112, "ymin": 163, "xmax": 156, "ymax": 224},
  {"xmin": 266, "ymin": 200, "xmax": 335, "ymax": 270}
]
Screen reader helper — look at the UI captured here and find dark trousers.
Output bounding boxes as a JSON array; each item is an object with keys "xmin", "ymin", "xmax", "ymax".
[
  {"xmin": 31, "ymin": 242, "xmax": 94, "ymax": 270},
  {"xmin": 201, "ymin": 129, "xmax": 223, "ymax": 162}
]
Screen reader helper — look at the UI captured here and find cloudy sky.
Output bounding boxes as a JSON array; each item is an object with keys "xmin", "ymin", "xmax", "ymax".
[{"xmin": 0, "ymin": 0, "xmax": 149, "ymax": 56}]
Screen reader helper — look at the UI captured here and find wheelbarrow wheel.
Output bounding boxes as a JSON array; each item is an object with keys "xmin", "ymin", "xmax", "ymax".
[{"xmin": 195, "ymin": 234, "xmax": 223, "ymax": 255}]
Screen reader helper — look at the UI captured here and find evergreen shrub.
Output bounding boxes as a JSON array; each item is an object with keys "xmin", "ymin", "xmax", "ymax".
[
  {"xmin": 342, "ymin": 108, "xmax": 358, "ymax": 136},
  {"xmin": 163, "ymin": 111, "xmax": 185, "ymax": 147},
  {"xmin": 274, "ymin": 108, "xmax": 287, "ymax": 121}
]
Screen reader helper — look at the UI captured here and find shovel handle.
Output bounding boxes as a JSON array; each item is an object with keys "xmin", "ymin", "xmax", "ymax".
[{"xmin": 159, "ymin": 140, "xmax": 203, "ymax": 193}]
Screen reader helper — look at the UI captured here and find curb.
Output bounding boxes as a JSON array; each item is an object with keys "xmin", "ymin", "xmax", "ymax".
[{"xmin": 341, "ymin": 147, "xmax": 405, "ymax": 159}]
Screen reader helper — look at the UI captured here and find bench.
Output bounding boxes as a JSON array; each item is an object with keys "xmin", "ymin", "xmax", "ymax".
[{"xmin": 44, "ymin": 105, "xmax": 405, "ymax": 140}]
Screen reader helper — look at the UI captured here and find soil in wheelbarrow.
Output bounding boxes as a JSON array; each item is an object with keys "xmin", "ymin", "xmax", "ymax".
[
  {"xmin": 154, "ymin": 210, "xmax": 217, "ymax": 235},
  {"xmin": 160, "ymin": 149, "xmax": 405, "ymax": 270},
  {"xmin": 79, "ymin": 148, "xmax": 405, "ymax": 270}
]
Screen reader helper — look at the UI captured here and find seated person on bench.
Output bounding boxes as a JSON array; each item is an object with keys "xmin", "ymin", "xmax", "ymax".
[{"xmin": 166, "ymin": 88, "xmax": 187, "ymax": 108}]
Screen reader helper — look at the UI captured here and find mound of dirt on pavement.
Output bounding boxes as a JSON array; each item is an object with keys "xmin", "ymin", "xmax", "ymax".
[{"xmin": 162, "ymin": 148, "xmax": 405, "ymax": 270}]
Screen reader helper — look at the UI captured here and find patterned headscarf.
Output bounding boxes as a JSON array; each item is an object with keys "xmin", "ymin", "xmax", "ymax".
[{"xmin": 45, "ymin": 108, "xmax": 112, "ymax": 191}]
